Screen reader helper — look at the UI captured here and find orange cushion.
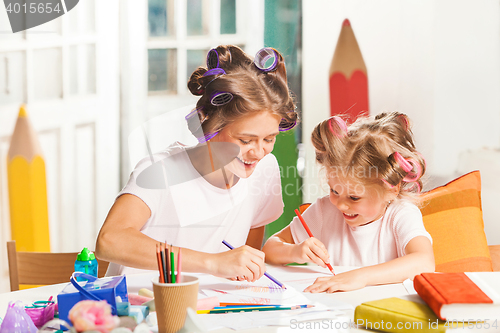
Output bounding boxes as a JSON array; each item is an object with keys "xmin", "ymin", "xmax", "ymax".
[{"xmin": 419, "ymin": 171, "xmax": 493, "ymax": 272}]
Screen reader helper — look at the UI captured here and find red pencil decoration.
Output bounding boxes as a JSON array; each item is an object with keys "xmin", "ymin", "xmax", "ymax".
[
  {"xmin": 329, "ymin": 19, "xmax": 369, "ymax": 123},
  {"xmin": 156, "ymin": 244, "xmax": 165, "ymax": 283},
  {"xmin": 177, "ymin": 248, "xmax": 182, "ymax": 283},
  {"xmin": 294, "ymin": 209, "xmax": 335, "ymax": 275}
]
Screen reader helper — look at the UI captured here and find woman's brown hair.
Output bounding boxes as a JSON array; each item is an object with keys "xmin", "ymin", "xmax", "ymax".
[{"xmin": 186, "ymin": 45, "xmax": 297, "ymax": 141}]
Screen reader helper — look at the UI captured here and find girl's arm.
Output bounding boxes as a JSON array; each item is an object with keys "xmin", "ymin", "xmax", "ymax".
[
  {"xmin": 95, "ymin": 194, "xmax": 266, "ymax": 282},
  {"xmin": 245, "ymin": 226, "xmax": 265, "ymax": 249},
  {"xmin": 304, "ymin": 235, "xmax": 435, "ymax": 293},
  {"xmin": 262, "ymin": 225, "xmax": 330, "ymax": 268}
]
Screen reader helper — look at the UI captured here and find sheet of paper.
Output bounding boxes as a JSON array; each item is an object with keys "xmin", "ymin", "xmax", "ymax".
[
  {"xmin": 198, "ymin": 308, "xmax": 350, "ymax": 331},
  {"xmin": 403, "ymin": 278, "xmax": 417, "ymax": 294},
  {"xmin": 200, "ymin": 274, "xmax": 311, "ymax": 305}
]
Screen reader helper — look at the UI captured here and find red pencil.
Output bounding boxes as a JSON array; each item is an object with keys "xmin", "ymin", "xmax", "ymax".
[
  {"xmin": 156, "ymin": 243, "xmax": 165, "ymax": 283},
  {"xmin": 294, "ymin": 209, "xmax": 335, "ymax": 275}
]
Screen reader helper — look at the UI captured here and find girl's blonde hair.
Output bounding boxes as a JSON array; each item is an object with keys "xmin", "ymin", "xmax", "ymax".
[{"xmin": 311, "ymin": 112, "xmax": 426, "ymax": 203}]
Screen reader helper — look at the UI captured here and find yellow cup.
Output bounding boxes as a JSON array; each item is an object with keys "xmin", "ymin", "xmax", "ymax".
[{"xmin": 152, "ymin": 275, "xmax": 199, "ymax": 333}]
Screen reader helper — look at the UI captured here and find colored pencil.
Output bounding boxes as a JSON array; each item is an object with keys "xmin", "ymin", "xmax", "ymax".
[
  {"xmin": 160, "ymin": 243, "xmax": 168, "ymax": 283},
  {"xmin": 177, "ymin": 247, "xmax": 182, "ymax": 283},
  {"xmin": 329, "ymin": 19, "xmax": 368, "ymax": 123},
  {"xmin": 165, "ymin": 242, "xmax": 170, "ymax": 283},
  {"xmin": 7, "ymin": 105, "xmax": 50, "ymax": 252},
  {"xmin": 198, "ymin": 305, "xmax": 299, "ymax": 314},
  {"xmin": 170, "ymin": 245, "xmax": 176, "ymax": 283},
  {"xmin": 215, "ymin": 304, "xmax": 314, "ymax": 309},
  {"xmin": 221, "ymin": 240, "xmax": 286, "ymax": 289},
  {"xmin": 294, "ymin": 209, "xmax": 335, "ymax": 275},
  {"xmin": 156, "ymin": 244, "xmax": 165, "ymax": 283}
]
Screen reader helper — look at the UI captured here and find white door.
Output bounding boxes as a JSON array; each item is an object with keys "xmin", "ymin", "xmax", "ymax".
[{"xmin": 0, "ymin": 0, "xmax": 120, "ymax": 292}]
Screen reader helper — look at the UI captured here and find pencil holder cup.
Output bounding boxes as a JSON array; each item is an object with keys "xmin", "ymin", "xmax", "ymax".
[{"xmin": 152, "ymin": 275, "xmax": 199, "ymax": 333}]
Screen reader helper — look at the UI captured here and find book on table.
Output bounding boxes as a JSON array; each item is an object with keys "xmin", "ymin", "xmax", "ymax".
[
  {"xmin": 413, "ymin": 272, "xmax": 500, "ymax": 322},
  {"xmin": 354, "ymin": 296, "xmax": 499, "ymax": 333}
]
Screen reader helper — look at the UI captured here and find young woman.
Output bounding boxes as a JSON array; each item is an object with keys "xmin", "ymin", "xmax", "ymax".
[{"xmin": 96, "ymin": 45, "xmax": 298, "ymax": 282}]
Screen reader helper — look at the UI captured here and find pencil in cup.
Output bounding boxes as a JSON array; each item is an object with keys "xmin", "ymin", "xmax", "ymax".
[
  {"xmin": 294, "ymin": 209, "xmax": 335, "ymax": 275},
  {"xmin": 221, "ymin": 240, "xmax": 286, "ymax": 289},
  {"xmin": 156, "ymin": 244, "xmax": 165, "ymax": 283}
]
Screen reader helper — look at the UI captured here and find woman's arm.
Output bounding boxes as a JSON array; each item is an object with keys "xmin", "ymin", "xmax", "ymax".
[
  {"xmin": 304, "ymin": 236, "xmax": 435, "ymax": 293},
  {"xmin": 262, "ymin": 226, "xmax": 330, "ymax": 267},
  {"xmin": 95, "ymin": 194, "xmax": 267, "ymax": 281}
]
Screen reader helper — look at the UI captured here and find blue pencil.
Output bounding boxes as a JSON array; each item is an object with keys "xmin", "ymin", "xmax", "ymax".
[{"xmin": 221, "ymin": 240, "xmax": 286, "ymax": 289}]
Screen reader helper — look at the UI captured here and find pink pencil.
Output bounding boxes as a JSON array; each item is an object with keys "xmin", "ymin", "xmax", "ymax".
[{"xmin": 177, "ymin": 248, "xmax": 182, "ymax": 283}]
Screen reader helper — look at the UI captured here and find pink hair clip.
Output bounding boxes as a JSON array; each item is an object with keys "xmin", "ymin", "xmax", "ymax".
[
  {"xmin": 328, "ymin": 116, "xmax": 347, "ymax": 138},
  {"xmin": 393, "ymin": 152, "xmax": 412, "ymax": 173},
  {"xmin": 382, "ymin": 179, "xmax": 395, "ymax": 188},
  {"xmin": 398, "ymin": 114, "xmax": 410, "ymax": 131}
]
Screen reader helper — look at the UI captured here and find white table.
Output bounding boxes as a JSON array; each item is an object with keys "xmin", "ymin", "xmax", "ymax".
[{"xmin": 0, "ymin": 265, "xmax": 410, "ymax": 332}]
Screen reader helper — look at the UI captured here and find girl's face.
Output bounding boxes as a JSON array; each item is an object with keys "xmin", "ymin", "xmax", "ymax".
[
  {"xmin": 211, "ymin": 111, "xmax": 280, "ymax": 179},
  {"xmin": 328, "ymin": 176, "xmax": 397, "ymax": 227}
]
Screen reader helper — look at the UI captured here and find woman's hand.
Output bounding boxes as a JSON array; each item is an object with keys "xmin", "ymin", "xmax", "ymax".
[
  {"xmin": 304, "ymin": 269, "xmax": 368, "ymax": 293},
  {"xmin": 290, "ymin": 237, "xmax": 330, "ymax": 268},
  {"xmin": 209, "ymin": 245, "xmax": 266, "ymax": 282}
]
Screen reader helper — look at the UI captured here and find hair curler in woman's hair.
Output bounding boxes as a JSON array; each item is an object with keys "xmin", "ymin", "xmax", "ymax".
[
  {"xmin": 254, "ymin": 47, "xmax": 279, "ymax": 72},
  {"xmin": 198, "ymin": 131, "xmax": 219, "ymax": 143},
  {"xmin": 328, "ymin": 116, "xmax": 348, "ymax": 138},
  {"xmin": 203, "ymin": 68, "xmax": 226, "ymax": 88},
  {"xmin": 210, "ymin": 91, "xmax": 233, "ymax": 106},
  {"xmin": 278, "ymin": 118, "xmax": 297, "ymax": 132},
  {"xmin": 206, "ymin": 49, "xmax": 219, "ymax": 69}
]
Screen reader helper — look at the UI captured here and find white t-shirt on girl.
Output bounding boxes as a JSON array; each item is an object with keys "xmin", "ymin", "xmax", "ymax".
[
  {"xmin": 106, "ymin": 142, "xmax": 283, "ymax": 276},
  {"xmin": 290, "ymin": 196, "xmax": 432, "ymax": 267}
]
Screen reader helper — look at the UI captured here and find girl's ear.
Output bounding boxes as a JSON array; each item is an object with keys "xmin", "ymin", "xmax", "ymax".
[{"xmin": 385, "ymin": 183, "xmax": 401, "ymax": 202}]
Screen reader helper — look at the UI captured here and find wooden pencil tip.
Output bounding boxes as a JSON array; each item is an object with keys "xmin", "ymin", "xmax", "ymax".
[
  {"xmin": 18, "ymin": 104, "xmax": 27, "ymax": 118},
  {"xmin": 342, "ymin": 18, "xmax": 351, "ymax": 27}
]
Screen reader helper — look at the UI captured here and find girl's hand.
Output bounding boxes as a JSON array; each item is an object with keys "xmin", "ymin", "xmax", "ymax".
[
  {"xmin": 209, "ymin": 245, "xmax": 266, "ymax": 283},
  {"xmin": 304, "ymin": 269, "xmax": 368, "ymax": 293},
  {"xmin": 291, "ymin": 237, "xmax": 330, "ymax": 268}
]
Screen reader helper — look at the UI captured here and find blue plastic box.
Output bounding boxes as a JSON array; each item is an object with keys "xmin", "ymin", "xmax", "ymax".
[{"xmin": 57, "ymin": 273, "xmax": 128, "ymax": 325}]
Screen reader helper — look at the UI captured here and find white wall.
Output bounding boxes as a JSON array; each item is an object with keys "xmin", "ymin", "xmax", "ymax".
[{"xmin": 303, "ymin": 0, "xmax": 500, "ymax": 244}]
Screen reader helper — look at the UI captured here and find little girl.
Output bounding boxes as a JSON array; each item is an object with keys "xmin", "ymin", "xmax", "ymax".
[{"xmin": 263, "ymin": 112, "xmax": 435, "ymax": 293}]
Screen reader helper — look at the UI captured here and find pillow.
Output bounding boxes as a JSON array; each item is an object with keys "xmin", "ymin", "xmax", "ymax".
[{"xmin": 419, "ymin": 171, "xmax": 493, "ymax": 272}]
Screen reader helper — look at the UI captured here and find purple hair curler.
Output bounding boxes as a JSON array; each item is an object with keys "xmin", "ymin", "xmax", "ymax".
[
  {"xmin": 279, "ymin": 119, "xmax": 297, "ymax": 132},
  {"xmin": 203, "ymin": 68, "xmax": 226, "ymax": 77},
  {"xmin": 210, "ymin": 91, "xmax": 233, "ymax": 106},
  {"xmin": 207, "ymin": 48, "xmax": 219, "ymax": 69},
  {"xmin": 198, "ymin": 131, "xmax": 219, "ymax": 143},
  {"xmin": 203, "ymin": 68, "xmax": 226, "ymax": 88},
  {"xmin": 254, "ymin": 47, "xmax": 278, "ymax": 72}
]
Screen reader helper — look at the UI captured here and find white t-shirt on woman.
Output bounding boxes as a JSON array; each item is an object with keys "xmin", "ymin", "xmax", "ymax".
[{"xmin": 106, "ymin": 142, "xmax": 283, "ymax": 276}]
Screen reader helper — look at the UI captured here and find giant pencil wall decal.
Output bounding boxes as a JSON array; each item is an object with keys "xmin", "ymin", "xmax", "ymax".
[
  {"xmin": 329, "ymin": 19, "xmax": 369, "ymax": 123},
  {"xmin": 7, "ymin": 105, "xmax": 50, "ymax": 252}
]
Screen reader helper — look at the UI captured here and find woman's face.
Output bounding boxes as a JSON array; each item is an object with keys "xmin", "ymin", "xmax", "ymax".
[{"xmin": 211, "ymin": 111, "xmax": 281, "ymax": 179}]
